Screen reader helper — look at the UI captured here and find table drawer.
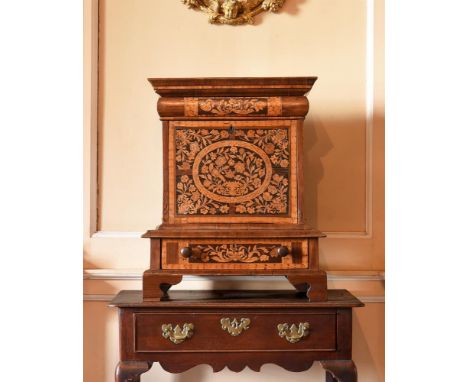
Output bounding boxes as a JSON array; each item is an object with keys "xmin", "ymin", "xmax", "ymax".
[
  {"xmin": 161, "ymin": 239, "xmax": 308, "ymax": 270},
  {"xmin": 134, "ymin": 312, "xmax": 336, "ymax": 353}
]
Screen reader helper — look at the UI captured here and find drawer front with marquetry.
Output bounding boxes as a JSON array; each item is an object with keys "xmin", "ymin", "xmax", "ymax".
[
  {"xmin": 134, "ymin": 312, "xmax": 336, "ymax": 353},
  {"xmin": 168, "ymin": 120, "xmax": 298, "ymax": 224},
  {"xmin": 161, "ymin": 239, "xmax": 308, "ymax": 270}
]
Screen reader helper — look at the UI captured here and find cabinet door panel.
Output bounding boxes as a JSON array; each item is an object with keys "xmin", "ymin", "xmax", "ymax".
[{"xmin": 168, "ymin": 120, "xmax": 298, "ymax": 223}]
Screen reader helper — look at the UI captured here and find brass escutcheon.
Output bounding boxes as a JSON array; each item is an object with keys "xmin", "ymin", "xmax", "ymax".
[
  {"xmin": 220, "ymin": 317, "xmax": 250, "ymax": 336},
  {"xmin": 161, "ymin": 323, "xmax": 194, "ymax": 344},
  {"xmin": 277, "ymin": 322, "xmax": 309, "ymax": 343}
]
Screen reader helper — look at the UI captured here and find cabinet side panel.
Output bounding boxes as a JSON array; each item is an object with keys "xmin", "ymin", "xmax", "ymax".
[
  {"xmin": 162, "ymin": 121, "xmax": 169, "ymax": 223},
  {"xmin": 296, "ymin": 119, "xmax": 304, "ymax": 224}
]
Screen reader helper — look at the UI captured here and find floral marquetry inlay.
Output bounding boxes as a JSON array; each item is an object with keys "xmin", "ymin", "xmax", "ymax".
[
  {"xmin": 200, "ymin": 98, "xmax": 266, "ymax": 115},
  {"xmin": 161, "ymin": 239, "xmax": 308, "ymax": 270},
  {"xmin": 174, "ymin": 126, "xmax": 291, "ymax": 217},
  {"xmin": 192, "ymin": 140, "xmax": 272, "ymax": 203},
  {"xmin": 184, "ymin": 97, "xmax": 282, "ymax": 117},
  {"xmin": 194, "ymin": 243, "xmax": 282, "ymax": 263}
]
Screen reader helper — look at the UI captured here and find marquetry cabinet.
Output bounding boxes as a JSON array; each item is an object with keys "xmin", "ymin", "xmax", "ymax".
[{"xmin": 142, "ymin": 78, "xmax": 327, "ymax": 301}]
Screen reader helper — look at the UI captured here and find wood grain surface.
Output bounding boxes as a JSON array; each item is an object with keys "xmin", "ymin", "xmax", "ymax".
[
  {"xmin": 167, "ymin": 120, "xmax": 298, "ymax": 224},
  {"xmin": 148, "ymin": 77, "xmax": 317, "ymax": 97},
  {"xmin": 161, "ymin": 238, "xmax": 308, "ymax": 270}
]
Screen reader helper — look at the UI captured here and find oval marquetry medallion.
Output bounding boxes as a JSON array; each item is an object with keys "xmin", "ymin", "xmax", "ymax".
[{"xmin": 192, "ymin": 140, "xmax": 272, "ymax": 204}]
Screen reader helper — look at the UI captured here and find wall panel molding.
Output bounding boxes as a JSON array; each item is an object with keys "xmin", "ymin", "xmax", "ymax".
[
  {"xmin": 84, "ymin": 0, "xmax": 99, "ymax": 237},
  {"xmin": 90, "ymin": 0, "xmax": 376, "ymax": 238},
  {"xmin": 326, "ymin": 0, "xmax": 374, "ymax": 238},
  {"xmin": 91, "ymin": 231, "xmax": 143, "ymax": 239}
]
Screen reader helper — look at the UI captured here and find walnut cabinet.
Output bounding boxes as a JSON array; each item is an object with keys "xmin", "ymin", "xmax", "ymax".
[{"xmin": 142, "ymin": 78, "xmax": 327, "ymax": 301}]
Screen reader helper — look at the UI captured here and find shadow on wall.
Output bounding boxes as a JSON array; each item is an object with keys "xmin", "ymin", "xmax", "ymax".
[
  {"xmin": 352, "ymin": 305, "xmax": 385, "ymax": 382},
  {"xmin": 302, "ymin": 115, "xmax": 333, "ymax": 228},
  {"xmin": 302, "ymin": 115, "xmax": 369, "ymax": 232},
  {"xmin": 173, "ymin": 365, "xmax": 208, "ymax": 382},
  {"xmin": 153, "ymin": 361, "xmax": 325, "ymax": 382},
  {"xmin": 253, "ymin": 0, "xmax": 307, "ymax": 25},
  {"xmin": 281, "ymin": 0, "xmax": 307, "ymax": 15},
  {"xmin": 84, "ymin": 302, "xmax": 107, "ymax": 382},
  {"xmin": 84, "ymin": 279, "xmax": 120, "ymax": 382}
]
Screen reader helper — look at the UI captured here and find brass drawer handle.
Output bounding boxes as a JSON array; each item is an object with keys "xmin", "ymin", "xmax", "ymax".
[
  {"xmin": 161, "ymin": 323, "xmax": 194, "ymax": 344},
  {"xmin": 277, "ymin": 322, "xmax": 309, "ymax": 343},
  {"xmin": 220, "ymin": 317, "xmax": 250, "ymax": 336}
]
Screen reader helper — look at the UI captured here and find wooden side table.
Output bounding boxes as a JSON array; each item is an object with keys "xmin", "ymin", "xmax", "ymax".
[{"xmin": 110, "ymin": 290, "xmax": 363, "ymax": 382}]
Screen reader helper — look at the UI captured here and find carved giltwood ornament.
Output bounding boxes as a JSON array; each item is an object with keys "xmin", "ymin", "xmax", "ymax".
[{"xmin": 181, "ymin": 0, "xmax": 286, "ymax": 25}]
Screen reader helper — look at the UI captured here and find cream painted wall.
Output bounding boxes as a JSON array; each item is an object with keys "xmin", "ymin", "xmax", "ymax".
[
  {"xmin": 84, "ymin": 0, "xmax": 384, "ymax": 381},
  {"xmin": 97, "ymin": 0, "xmax": 368, "ymax": 233}
]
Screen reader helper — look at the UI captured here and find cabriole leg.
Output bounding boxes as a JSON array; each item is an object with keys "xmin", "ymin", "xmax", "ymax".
[
  {"xmin": 321, "ymin": 360, "xmax": 357, "ymax": 382},
  {"xmin": 115, "ymin": 361, "xmax": 152, "ymax": 382}
]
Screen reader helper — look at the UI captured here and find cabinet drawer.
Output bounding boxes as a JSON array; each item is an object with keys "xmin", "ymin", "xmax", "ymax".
[
  {"xmin": 161, "ymin": 239, "xmax": 308, "ymax": 270},
  {"xmin": 134, "ymin": 312, "xmax": 336, "ymax": 353},
  {"xmin": 168, "ymin": 120, "xmax": 298, "ymax": 224}
]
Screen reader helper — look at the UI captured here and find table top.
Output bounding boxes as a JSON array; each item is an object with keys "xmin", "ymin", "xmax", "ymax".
[{"xmin": 110, "ymin": 289, "xmax": 364, "ymax": 309}]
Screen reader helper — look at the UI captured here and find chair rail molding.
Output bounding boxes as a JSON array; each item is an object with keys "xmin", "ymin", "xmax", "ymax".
[{"xmin": 84, "ymin": 269, "xmax": 385, "ymax": 282}]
